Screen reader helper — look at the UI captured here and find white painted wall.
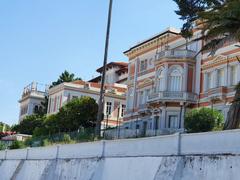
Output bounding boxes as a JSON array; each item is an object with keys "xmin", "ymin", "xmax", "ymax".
[
  {"xmin": 1, "ymin": 129, "xmax": 240, "ymax": 160},
  {"xmin": 2, "ymin": 130, "xmax": 240, "ymax": 180}
]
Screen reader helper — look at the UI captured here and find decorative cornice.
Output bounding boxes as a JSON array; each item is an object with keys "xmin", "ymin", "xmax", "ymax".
[
  {"xmin": 202, "ymin": 55, "xmax": 239, "ymax": 71},
  {"xmin": 125, "ymin": 34, "xmax": 182, "ymax": 60}
]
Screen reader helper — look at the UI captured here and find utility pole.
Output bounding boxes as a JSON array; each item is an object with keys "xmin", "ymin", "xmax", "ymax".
[{"xmin": 95, "ymin": 0, "xmax": 113, "ymax": 137}]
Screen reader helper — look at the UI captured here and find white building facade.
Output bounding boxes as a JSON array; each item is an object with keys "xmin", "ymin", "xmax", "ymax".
[
  {"xmin": 18, "ymin": 82, "xmax": 48, "ymax": 122},
  {"xmin": 47, "ymin": 80, "xmax": 126, "ymax": 127},
  {"xmin": 47, "ymin": 62, "xmax": 128, "ymax": 128}
]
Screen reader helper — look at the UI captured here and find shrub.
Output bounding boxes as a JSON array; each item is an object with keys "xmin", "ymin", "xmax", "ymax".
[
  {"xmin": 185, "ymin": 107, "xmax": 224, "ymax": 133},
  {"xmin": 9, "ymin": 141, "xmax": 25, "ymax": 149},
  {"xmin": 0, "ymin": 142, "xmax": 6, "ymax": 150},
  {"xmin": 43, "ymin": 138, "xmax": 51, "ymax": 146},
  {"xmin": 62, "ymin": 134, "xmax": 71, "ymax": 143}
]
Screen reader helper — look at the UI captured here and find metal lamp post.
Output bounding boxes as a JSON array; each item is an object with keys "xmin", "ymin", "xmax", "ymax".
[{"xmin": 95, "ymin": 0, "xmax": 113, "ymax": 137}]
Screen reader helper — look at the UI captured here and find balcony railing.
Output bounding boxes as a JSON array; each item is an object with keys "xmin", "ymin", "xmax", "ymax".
[
  {"xmin": 205, "ymin": 86, "xmax": 227, "ymax": 100},
  {"xmin": 22, "ymin": 90, "xmax": 46, "ymax": 99},
  {"xmin": 147, "ymin": 91, "xmax": 198, "ymax": 103},
  {"xmin": 156, "ymin": 49, "xmax": 196, "ymax": 60}
]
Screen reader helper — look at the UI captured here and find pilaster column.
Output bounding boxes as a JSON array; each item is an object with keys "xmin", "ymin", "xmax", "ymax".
[
  {"xmin": 183, "ymin": 63, "xmax": 188, "ymax": 91},
  {"xmin": 160, "ymin": 106, "xmax": 166, "ymax": 128},
  {"xmin": 164, "ymin": 64, "xmax": 168, "ymax": 91},
  {"xmin": 227, "ymin": 65, "xmax": 232, "ymax": 86},
  {"xmin": 133, "ymin": 59, "xmax": 139, "ymax": 109},
  {"xmin": 237, "ymin": 64, "xmax": 240, "ymax": 83},
  {"xmin": 224, "ymin": 66, "xmax": 228, "ymax": 86},
  {"xmin": 151, "ymin": 110, "xmax": 155, "ymax": 130}
]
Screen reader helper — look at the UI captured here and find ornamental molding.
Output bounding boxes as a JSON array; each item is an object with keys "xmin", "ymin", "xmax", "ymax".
[
  {"xmin": 126, "ymin": 34, "xmax": 181, "ymax": 60},
  {"xmin": 202, "ymin": 55, "xmax": 239, "ymax": 71},
  {"xmin": 137, "ymin": 78, "xmax": 153, "ymax": 88},
  {"xmin": 202, "ymin": 55, "xmax": 227, "ymax": 70}
]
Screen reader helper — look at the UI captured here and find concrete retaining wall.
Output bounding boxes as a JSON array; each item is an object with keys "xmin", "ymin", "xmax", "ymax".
[
  {"xmin": 1, "ymin": 130, "xmax": 240, "ymax": 180},
  {"xmin": 1, "ymin": 129, "xmax": 240, "ymax": 160}
]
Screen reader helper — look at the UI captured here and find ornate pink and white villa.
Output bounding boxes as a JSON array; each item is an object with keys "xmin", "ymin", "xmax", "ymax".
[{"xmin": 122, "ymin": 27, "xmax": 240, "ymax": 135}]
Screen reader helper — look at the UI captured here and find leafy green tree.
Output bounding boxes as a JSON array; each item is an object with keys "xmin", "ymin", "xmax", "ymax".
[
  {"xmin": 185, "ymin": 107, "xmax": 224, "ymax": 133},
  {"xmin": 34, "ymin": 114, "xmax": 60, "ymax": 136},
  {"xmin": 12, "ymin": 115, "xmax": 44, "ymax": 135},
  {"xmin": 51, "ymin": 70, "xmax": 81, "ymax": 87},
  {"xmin": 58, "ymin": 96, "xmax": 98, "ymax": 132},
  {"xmin": 0, "ymin": 122, "xmax": 10, "ymax": 132},
  {"xmin": 32, "ymin": 97, "xmax": 98, "ymax": 137},
  {"xmin": 174, "ymin": 0, "xmax": 240, "ymax": 129}
]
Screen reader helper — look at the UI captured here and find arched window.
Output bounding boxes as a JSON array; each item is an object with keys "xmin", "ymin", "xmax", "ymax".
[
  {"xmin": 157, "ymin": 69, "xmax": 164, "ymax": 91},
  {"xmin": 168, "ymin": 66, "xmax": 183, "ymax": 91}
]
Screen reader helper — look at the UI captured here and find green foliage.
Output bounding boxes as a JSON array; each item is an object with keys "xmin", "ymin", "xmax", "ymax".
[
  {"xmin": 42, "ymin": 139, "xmax": 51, "ymax": 146},
  {"xmin": 185, "ymin": 107, "xmax": 224, "ymax": 133},
  {"xmin": 26, "ymin": 128, "xmax": 95, "ymax": 148},
  {"xmin": 0, "ymin": 142, "xmax": 7, "ymax": 150},
  {"xmin": 0, "ymin": 122, "xmax": 10, "ymax": 132},
  {"xmin": 57, "ymin": 96, "xmax": 98, "ymax": 132},
  {"xmin": 9, "ymin": 141, "xmax": 25, "ymax": 149},
  {"xmin": 32, "ymin": 96, "xmax": 98, "ymax": 137},
  {"xmin": 13, "ymin": 96, "xmax": 98, "ymax": 146},
  {"xmin": 51, "ymin": 70, "xmax": 81, "ymax": 87},
  {"xmin": 62, "ymin": 134, "xmax": 71, "ymax": 143},
  {"xmin": 32, "ymin": 114, "xmax": 60, "ymax": 137},
  {"xmin": 12, "ymin": 115, "xmax": 44, "ymax": 135},
  {"xmin": 174, "ymin": 0, "xmax": 240, "ymax": 54},
  {"xmin": 174, "ymin": 0, "xmax": 224, "ymax": 38}
]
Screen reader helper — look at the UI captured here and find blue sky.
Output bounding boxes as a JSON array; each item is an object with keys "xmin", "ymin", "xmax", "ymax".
[{"xmin": 0, "ymin": 0, "xmax": 182, "ymax": 125}]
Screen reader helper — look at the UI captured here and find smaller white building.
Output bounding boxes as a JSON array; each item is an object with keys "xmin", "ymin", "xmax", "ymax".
[
  {"xmin": 47, "ymin": 80, "xmax": 127, "ymax": 127},
  {"xmin": 89, "ymin": 62, "xmax": 128, "ymax": 85},
  {"xmin": 1, "ymin": 134, "xmax": 32, "ymax": 141},
  {"xmin": 18, "ymin": 82, "xmax": 48, "ymax": 122}
]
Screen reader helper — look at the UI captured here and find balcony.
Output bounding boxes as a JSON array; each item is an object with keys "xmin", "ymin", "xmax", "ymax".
[
  {"xmin": 147, "ymin": 91, "xmax": 198, "ymax": 103},
  {"xmin": 156, "ymin": 49, "xmax": 196, "ymax": 61},
  {"xmin": 205, "ymin": 86, "xmax": 227, "ymax": 101},
  {"xmin": 22, "ymin": 90, "xmax": 46, "ymax": 99}
]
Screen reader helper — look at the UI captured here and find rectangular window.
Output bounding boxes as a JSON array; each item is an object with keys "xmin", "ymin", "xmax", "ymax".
[
  {"xmin": 168, "ymin": 115, "xmax": 178, "ymax": 129},
  {"xmin": 138, "ymin": 91, "xmax": 144, "ymax": 105},
  {"xmin": 218, "ymin": 69, "xmax": 224, "ymax": 87},
  {"xmin": 207, "ymin": 72, "xmax": 214, "ymax": 89},
  {"xmin": 140, "ymin": 59, "xmax": 148, "ymax": 72},
  {"xmin": 72, "ymin": 96, "xmax": 78, "ymax": 100},
  {"xmin": 231, "ymin": 66, "xmax": 237, "ymax": 85},
  {"xmin": 144, "ymin": 89, "xmax": 151, "ymax": 103},
  {"xmin": 106, "ymin": 102, "xmax": 112, "ymax": 115},
  {"xmin": 121, "ymin": 104, "xmax": 126, "ymax": 117}
]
